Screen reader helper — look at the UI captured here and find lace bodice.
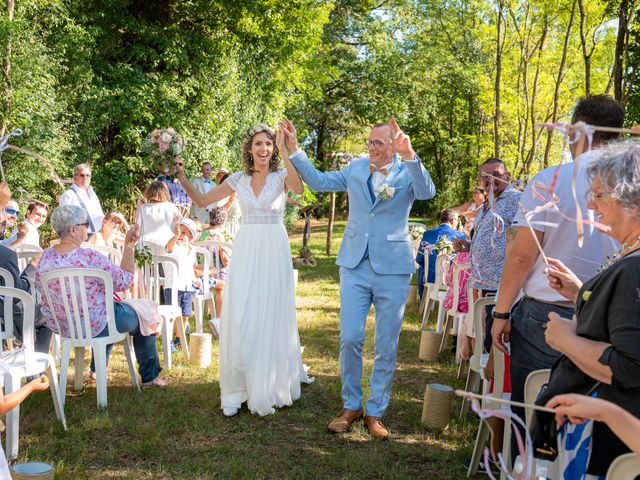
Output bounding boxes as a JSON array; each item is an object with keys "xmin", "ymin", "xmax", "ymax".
[{"xmin": 226, "ymin": 169, "xmax": 288, "ymax": 224}]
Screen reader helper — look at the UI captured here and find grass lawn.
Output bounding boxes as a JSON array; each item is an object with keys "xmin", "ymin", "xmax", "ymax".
[{"xmin": 14, "ymin": 219, "xmax": 480, "ymax": 479}]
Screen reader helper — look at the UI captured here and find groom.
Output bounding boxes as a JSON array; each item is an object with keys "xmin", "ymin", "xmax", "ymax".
[{"xmin": 281, "ymin": 118, "xmax": 436, "ymax": 438}]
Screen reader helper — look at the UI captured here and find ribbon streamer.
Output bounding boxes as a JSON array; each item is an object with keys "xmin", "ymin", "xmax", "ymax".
[{"xmin": 0, "ymin": 129, "xmax": 23, "ymax": 183}]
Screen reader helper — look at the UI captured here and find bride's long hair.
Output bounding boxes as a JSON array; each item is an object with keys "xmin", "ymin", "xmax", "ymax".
[{"xmin": 242, "ymin": 123, "xmax": 280, "ymax": 175}]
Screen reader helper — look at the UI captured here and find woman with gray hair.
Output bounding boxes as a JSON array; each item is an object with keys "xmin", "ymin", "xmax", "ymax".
[
  {"xmin": 528, "ymin": 138, "xmax": 640, "ymax": 476},
  {"xmin": 35, "ymin": 205, "xmax": 165, "ymax": 387}
]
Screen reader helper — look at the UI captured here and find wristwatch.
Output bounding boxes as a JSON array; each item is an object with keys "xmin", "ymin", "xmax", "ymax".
[{"xmin": 491, "ymin": 307, "xmax": 510, "ymax": 320}]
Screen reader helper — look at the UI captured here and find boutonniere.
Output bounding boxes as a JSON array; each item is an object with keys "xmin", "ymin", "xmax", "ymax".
[
  {"xmin": 582, "ymin": 290, "xmax": 592, "ymax": 302},
  {"xmin": 378, "ymin": 183, "xmax": 395, "ymax": 201}
]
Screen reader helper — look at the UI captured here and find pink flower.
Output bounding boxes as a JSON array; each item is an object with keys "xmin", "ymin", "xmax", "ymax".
[
  {"xmin": 387, "ymin": 186, "xmax": 395, "ymax": 196},
  {"xmin": 160, "ymin": 132, "xmax": 172, "ymax": 143},
  {"xmin": 151, "ymin": 129, "xmax": 161, "ymax": 136},
  {"xmin": 158, "ymin": 142, "xmax": 169, "ymax": 152},
  {"xmin": 166, "ymin": 128, "xmax": 176, "ymax": 134}
]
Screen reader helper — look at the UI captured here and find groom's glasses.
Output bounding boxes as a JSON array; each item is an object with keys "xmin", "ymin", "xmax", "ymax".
[{"xmin": 365, "ymin": 140, "xmax": 390, "ymax": 149}]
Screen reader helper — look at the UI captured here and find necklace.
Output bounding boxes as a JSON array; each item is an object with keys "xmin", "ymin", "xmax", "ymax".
[{"xmin": 597, "ymin": 236, "xmax": 640, "ymax": 273}]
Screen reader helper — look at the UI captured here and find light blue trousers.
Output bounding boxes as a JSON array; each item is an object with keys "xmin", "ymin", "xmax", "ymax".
[{"xmin": 339, "ymin": 258, "xmax": 411, "ymax": 417}]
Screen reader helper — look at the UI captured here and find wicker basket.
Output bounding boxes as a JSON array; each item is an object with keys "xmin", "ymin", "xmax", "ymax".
[
  {"xmin": 188, "ymin": 333, "xmax": 212, "ymax": 368},
  {"xmin": 421, "ymin": 383, "xmax": 454, "ymax": 429},
  {"xmin": 11, "ymin": 461, "xmax": 53, "ymax": 480},
  {"xmin": 418, "ymin": 330, "xmax": 442, "ymax": 361}
]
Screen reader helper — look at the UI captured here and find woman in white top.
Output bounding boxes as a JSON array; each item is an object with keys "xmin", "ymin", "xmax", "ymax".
[
  {"xmin": 137, "ymin": 181, "xmax": 181, "ymax": 252},
  {"xmin": 89, "ymin": 211, "xmax": 128, "ymax": 247}
]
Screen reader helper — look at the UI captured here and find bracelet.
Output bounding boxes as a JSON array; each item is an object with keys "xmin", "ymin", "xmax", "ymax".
[{"xmin": 491, "ymin": 307, "xmax": 510, "ymax": 320}]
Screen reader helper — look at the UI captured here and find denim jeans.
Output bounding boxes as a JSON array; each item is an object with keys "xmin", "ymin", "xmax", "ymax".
[
  {"xmin": 509, "ymin": 296, "xmax": 574, "ymax": 457},
  {"xmin": 90, "ymin": 302, "xmax": 162, "ymax": 383}
]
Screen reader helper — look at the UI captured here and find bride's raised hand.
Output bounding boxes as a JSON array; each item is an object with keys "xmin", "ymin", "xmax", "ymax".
[
  {"xmin": 276, "ymin": 128, "xmax": 287, "ymax": 155},
  {"xmin": 278, "ymin": 118, "xmax": 299, "ymax": 153}
]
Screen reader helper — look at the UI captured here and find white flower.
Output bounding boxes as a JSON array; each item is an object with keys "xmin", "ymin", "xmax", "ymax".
[
  {"xmin": 378, "ymin": 183, "xmax": 395, "ymax": 201},
  {"xmin": 160, "ymin": 132, "xmax": 172, "ymax": 143}
]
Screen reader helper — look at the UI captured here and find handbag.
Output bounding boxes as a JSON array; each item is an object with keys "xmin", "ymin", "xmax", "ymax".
[{"xmin": 529, "ymin": 357, "xmax": 600, "ymax": 461}]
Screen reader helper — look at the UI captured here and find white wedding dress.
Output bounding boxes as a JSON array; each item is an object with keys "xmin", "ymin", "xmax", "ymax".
[{"xmin": 219, "ymin": 169, "xmax": 312, "ymax": 416}]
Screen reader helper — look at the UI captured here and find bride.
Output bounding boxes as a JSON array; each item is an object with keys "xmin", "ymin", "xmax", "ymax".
[{"xmin": 176, "ymin": 123, "xmax": 312, "ymax": 416}]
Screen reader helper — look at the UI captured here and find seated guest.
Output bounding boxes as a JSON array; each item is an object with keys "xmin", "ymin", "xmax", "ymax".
[
  {"xmin": 457, "ymin": 187, "xmax": 486, "ymax": 235},
  {"xmin": 0, "ymin": 200, "xmax": 20, "ymax": 240},
  {"xmin": 1, "ymin": 201, "xmax": 48, "ymax": 249},
  {"xmin": 35, "ymin": 205, "xmax": 166, "ymax": 387},
  {"xmin": 415, "ymin": 208, "xmax": 465, "ymax": 299},
  {"xmin": 89, "ymin": 211, "xmax": 127, "ymax": 248},
  {"xmin": 535, "ymin": 139, "xmax": 640, "ymax": 476},
  {"xmin": 0, "ymin": 245, "xmax": 51, "ymax": 353},
  {"xmin": 137, "ymin": 181, "xmax": 181, "ymax": 251}
]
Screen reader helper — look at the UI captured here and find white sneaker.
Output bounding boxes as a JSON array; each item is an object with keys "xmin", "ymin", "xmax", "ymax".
[
  {"xmin": 223, "ymin": 407, "xmax": 238, "ymax": 417},
  {"xmin": 208, "ymin": 317, "xmax": 220, "ymax": 338}
]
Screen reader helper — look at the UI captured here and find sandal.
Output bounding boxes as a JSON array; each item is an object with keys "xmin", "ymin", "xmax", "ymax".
[{"xmin": 143, "ymin": 376, "xmax": 168, "ymax": 388}]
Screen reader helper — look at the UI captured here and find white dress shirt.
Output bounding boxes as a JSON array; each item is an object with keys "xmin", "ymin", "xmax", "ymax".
[
  {"xmin": 191, "ymin": 176, "xmax": 217, "ymax": 223},
  {"xmin": 370, "ymin": 162, "xmax": 394, "ymax": 198},
  {"xmin": 0, "ymin": 220, "xmax": 40, "ymax": 249},
  {"xmin": 58, "ymin": 184, "xmax": 105, "ymax": 232}
]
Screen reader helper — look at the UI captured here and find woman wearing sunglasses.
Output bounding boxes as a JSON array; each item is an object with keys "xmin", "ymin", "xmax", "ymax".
[{"xmin": 88, "ymin": 211, "xmax": 128, "ymax": 248}]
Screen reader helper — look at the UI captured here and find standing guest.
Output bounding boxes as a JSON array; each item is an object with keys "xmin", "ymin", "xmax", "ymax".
[
  {"xmin": 157, "ymin": 157, "xmax": 191, "ymax": 207},
  {"xmin": 89, "ymin": 211, "xmax": 128, "ymax": 248},
  {"xmin": 58, "ymin": 163, "xmax": 104, "ymax": 237},
  {"xmin": 215, "ymin": 168, "xmax": 230, "ymax": 185},
  {"xmin": 491, "ymin": 95, "xmax": 623, "ymax": 441},
  {"xmin": 415, "ymin": 208, "xmax": 466, "ymax": 299},
  {"xmin": 35, "ymin": 205, "xmax": 165, "ymax": 387},
  {"xmin": 191, "ymin": 162, "xmax": 217, "ymax": 223},
  {"xmin": 137, "ymin": 181, "xmax": 181, "ymax": 251},
  {"xmin": 284, "ymin": 117, "xmax": 436, "ymax": 439},
  {"xmin": 534, "ymin": 138, "xmax": 640, "ymax": 476},
  {"xmin": 456, "ymin": 187, "xmax": 486, "ymax": 235},
  {"xmin": 453, "ymin": 158, "xmax": 521, "ymax": 351},
  {"xmin": 0, "ymin": 200, "xmax": 21, "ymax": 240}
]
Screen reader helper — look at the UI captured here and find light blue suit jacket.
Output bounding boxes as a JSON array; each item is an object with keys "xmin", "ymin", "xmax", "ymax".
[{"xmin": 290, "ymin": 150, "xmax": 436, "ymax": 275}]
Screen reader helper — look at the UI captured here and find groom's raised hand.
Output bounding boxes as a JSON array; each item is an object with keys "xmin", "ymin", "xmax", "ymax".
[
  {"xmin": 390, "ymin": 118, "xmax": 416, "ymax": 160},
  {"xmin": 278, "ymin": 118, "xmax": 300, "ymax": 154}
]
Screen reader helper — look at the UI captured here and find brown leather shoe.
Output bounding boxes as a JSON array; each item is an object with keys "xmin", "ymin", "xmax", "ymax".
[
  {"xmin": 364, "ymin": 415, "xmax": 389, "ymax": 440},
  {"xmin": 327, "ymin": 409, "xmax": 363, "ymax": 433}
]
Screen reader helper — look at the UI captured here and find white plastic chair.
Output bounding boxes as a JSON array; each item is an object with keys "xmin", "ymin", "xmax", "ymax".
[
  {"xmin": 418, "ymin": 244, "xmax": 435, "ymax": 316},
  {"xmin": 0, "ymin": 268, "xmax": 14, "ymax": 288},
  {"xmin": 0, "ymin": 286, "xmax": 67, "ymax": 459},
  {"xmin": 15, "ymin": 244, "xmax": 43, "ymax": 272},
  {"xmin": 138, "ymin": 255, "xmax": 188, "ymax": 369},
  {"xmin": 439, "ymin": 260, "xmax": 470, "ymax": 354},
  {"xmin": 421, "ymin": 253, "xmax": 449, "ymax": 332},
  {"xmin": 84, "ymin": 244, "xmax": 123, "ymax": 265},
  {"xmin": 39, "ymin": 268, "xmax": 140, "ymax": 408},
  {"xmin": 195, "ymin": 240, "xmax": 232, "ymax": 319},
  {"xmin": 192, "ymin": 246, "xmax": 211, "ymax": 334},
  {"xmin": 459, "ymin": 295, "xmax": 496, "ymax": 421},
  {"xmin": 606, "ymin": 453, "xmax": 640, "ymax": 480}
]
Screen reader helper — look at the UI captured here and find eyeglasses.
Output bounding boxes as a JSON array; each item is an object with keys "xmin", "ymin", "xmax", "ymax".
[
  {"xmin": 365, "ymin": 140, "xmax": 390, "ymax": 149},
  {"xmin": 74, "ymin": 221, "xmax": 90, "ymax": 228},
  {"xmin": 3, "ymin": 208, "xmax": 20, "ymax": 217},
  {"xmin": 75, "ymin": 173, "xmax": 91, "ymax": 178}
]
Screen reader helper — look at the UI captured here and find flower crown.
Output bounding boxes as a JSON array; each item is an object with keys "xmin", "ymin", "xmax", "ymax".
[{"xmin": 246, "ymin": 123, "xmax": 275, "ymax": 138}]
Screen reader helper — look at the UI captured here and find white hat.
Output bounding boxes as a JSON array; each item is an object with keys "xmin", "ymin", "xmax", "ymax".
[
  {"xmin": 218, "ymin": 167, "xmax": 230, "ymax": 174},
  {"xmin": 179, "ymin": 218, "xmax": 198, "ymax": 239}
]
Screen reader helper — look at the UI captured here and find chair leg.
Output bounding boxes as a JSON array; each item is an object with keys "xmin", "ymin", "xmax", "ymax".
[
  {"xmin": 94, "ymin": 345, "xmax": 108, "ymax": 409},
  {"xmin": 459, "ymin": 369, "xmax": 479, "ymax": 421},
  {"xmin": 193, "ymin": 297, "xmax": 203, "ymax": 334},
  {"xmin": 435, "ymin": 301, "xmax": 446, "ymax": 332},
  {"xmin": 176, "ymin": 317, "xmax": 190, "ymax": 361},
  {"xmin": 123, "ymin": 336, "xmax": 140, "ymax": 392},
  {"xmin": 439, "ymin": 314, "xmax": 453, "ymax": 353},
  {"xmin": 500, "ymin": 418, "xmax": 512, "ymax": 479},
  {"xmin": 418, "ymin": 290, "xmax": 427, "ymax": 315},
  {"xmin": 46, "ymin": 361, "xmax": 67, "ymax": 430},
  {"xmin": 59, "ymin": 342, "xmax": 72, "ymax": 406},
  {"xmin": 50, "ymin": 334, "xmax": 61, "ymax": 367},
  {"xmin": 74, "ymin": 346, "xmax": 85, "ymax": 391},
  {"xmin": 467, "ymin": 419, "xmax": 491, "ymax": 477},
  {"xmin": 457, "ymin": 358, "xmax": 467, "ymax": 380},
  {"xmin": 4, "ymin": 374, "xmax": 21, "ymax": 459},
  {"xmin": 161, "ymin": 317, "xmax": 173, "ymax": 371}
]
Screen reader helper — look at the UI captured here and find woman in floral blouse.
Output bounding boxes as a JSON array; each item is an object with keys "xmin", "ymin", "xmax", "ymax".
[{"xmin": 36, "ymin": 205, "xmax": 165, "ymax": 387}]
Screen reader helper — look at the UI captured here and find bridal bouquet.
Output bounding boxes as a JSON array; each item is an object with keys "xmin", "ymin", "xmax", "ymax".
[
  {"xmin": 410, "ymin": 224, "xmax": 426, "ymax": 241},
  {"xmin": 142, "ymin": 128, "xmax": 185, "ymax": 173},
  {"xmin": 434, "ymin": 234, "xmax": 455, "ymax": 255}
]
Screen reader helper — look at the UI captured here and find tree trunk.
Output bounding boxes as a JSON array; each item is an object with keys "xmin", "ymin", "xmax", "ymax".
[
  {"xmin": 613, "ymin": 0, "xmax": 631, "ymax": 103},
  {"xmin": 1, "ymin": 0, "xmax": 15, "ymax": 138},
  {"xmin": 543, "ymin": 0, "xmax": 577, "ymax": 168},
  {"xmin": 493, "ymin": 0, "xmax": 505, "ymax": 159}
]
